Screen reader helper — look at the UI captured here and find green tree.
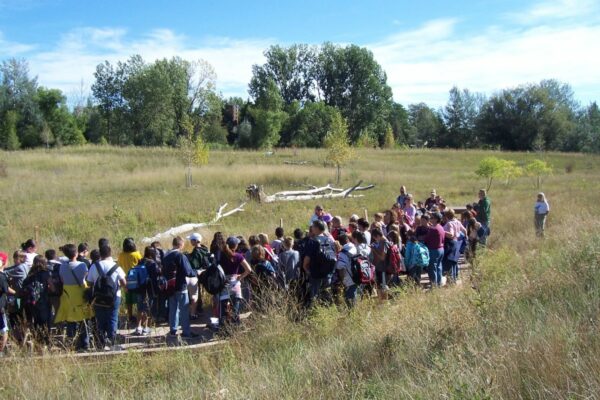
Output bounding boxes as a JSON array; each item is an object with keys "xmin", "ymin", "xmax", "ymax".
[
  {"xmin": 325, "ymin": 113, "xmax": 354, "ymax": 183},
  {"xmin": 442, "ymin": 86, "xmax": 484, "ymax": 148},
  {"xmin": 246, "ymin": 79, "xmax": 287, "ymax": 149},
  {"xmin": 389, "ymin": 102, "xmax": 413, "ymax": 145},
  {"xmin": 177, "ymin": 115, "xmax": 209, "ymax": 188},
  {"xmin": 0, "ymin": 110, "xmax": 21, "ymax": 150},
  {"xmin": 475, "ymin": 157, "xmax": 507, "ymax": 191},
  {"xmin": 316, "ymin": 43, "xmax": 393, "ymax": 143},
  {"xmin": 281, "ymin": 101, "xmax": 339, "ymax": 147},
  {"xmin": 525, "ymin": 159, "xmax": 552, "ymax": 189},
  {"xmin": 408, "ymin": 103, "xmax": 443, "ymax": 146},
  {"xmin": 382, "ymin": 125, "xmax": 395, "ymax": 149},
  {"xmin": 249, "ymin": 44, "xmax": 317, "ymax": 105}
]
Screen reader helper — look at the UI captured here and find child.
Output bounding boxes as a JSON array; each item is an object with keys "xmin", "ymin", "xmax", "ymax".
[
  {"xmin": 0, "ymin": 251, "xmax": 16, "ymax": 356},
  {"xmin": 534, "ymin": 192, "xmax": 550, "ymax": 237},
  {"xmin": 21, "ymin": 255, "xmax": 53, "ymax": 344},
  {"xmin": 278, "ymin": 237, "xmax": 300, "ymax": 291},
  {"xmin": 404, "ymin": 232, "xmax": 428, "ymax": 286},
  {"xmin": 270, "ymin": 227, "xmax": 285, "ymax": 255}
]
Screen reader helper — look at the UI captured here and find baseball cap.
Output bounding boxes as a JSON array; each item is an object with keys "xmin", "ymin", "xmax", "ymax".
[
  {"xmin": 226, "ymin": 236, "xmax": 240, "ymax": 247},
  {"xmin": 187, "ymin": 232, "xmax": 203, "ymax": 242},
  {"xmin": 0, "ymin": 251, "xmax": 8, "ymax": 266}
]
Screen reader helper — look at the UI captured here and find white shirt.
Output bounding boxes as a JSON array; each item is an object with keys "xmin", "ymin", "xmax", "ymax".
[
  {"xmin": 336, "ymin": 243, "xmax": 357, "ymax": 288},
  {"xmin": 363, "ymin": 230, "xmax": 372, "ymax": 245},
  {"xmin": 86, "ymin": 260, "xmax": 126, "ymax": 298},
  {"xmin": 25, "ymin": 252, "xmax": 38, "ymax": 268}
]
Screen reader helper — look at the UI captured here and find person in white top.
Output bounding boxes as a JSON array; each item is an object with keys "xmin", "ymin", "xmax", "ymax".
[
  {"xmin": 21, "ymin": 239, "xmax": 38, "ymax": 268},
  {"xmin": 534, "ymin": 192, "xmax": 550, "ymax": 237},
  {"xmin": 86, "ymin": 245, "xmax": 126, "ymax": 350}
]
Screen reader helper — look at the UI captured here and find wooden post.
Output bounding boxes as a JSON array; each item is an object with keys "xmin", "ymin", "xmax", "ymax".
[
  {"xmin": 364, "ymin": 209, "xmax": 368, "ymax": 221},
  {"xmin": 34, "ymin": 226, "xmax": 40, "ymax": 245},
  {"xmin": 279, "ymin": 218, "xmax": 283, "ymax": 228}
]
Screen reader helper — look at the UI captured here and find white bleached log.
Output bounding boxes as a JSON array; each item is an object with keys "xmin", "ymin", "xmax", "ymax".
[
  {"xmin": 141, "ymin": 202, "xmax": 246, "ymax": 244},
  {"xmin": 256, "ymin": 180, "xmax": 375, "ymax": 203}
]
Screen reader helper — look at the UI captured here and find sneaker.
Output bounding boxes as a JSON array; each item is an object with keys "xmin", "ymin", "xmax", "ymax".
[
  {"xmin": 103, "ymin": 345, "xmax": 111, "ymax": 351},
  {"xmin": 168, "ymin": 330, "xmax": 178, "ymax": 337},
  {"xmin": 181, "ymin": 332, "xmax": 200, "ymax": 339},
  {"xmin": 142, "ymin": 327, "xmax": 151, "ymax": 336},
  {"xmin": 134, "ymin": 327, "xmax": 143, "ymax": 335}
]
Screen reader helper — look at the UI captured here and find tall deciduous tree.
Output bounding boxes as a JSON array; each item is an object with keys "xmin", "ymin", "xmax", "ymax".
[
  {"xmin": 408, "ymin": 103, "xmax": 443, "ymax": 147},
  {"xmin": 0, "ymin": 110, "xmax": 20, "ymax": 150},
  {"xmin": 325, "ymin": 112, "xmax": 354, "ymax": 184}
]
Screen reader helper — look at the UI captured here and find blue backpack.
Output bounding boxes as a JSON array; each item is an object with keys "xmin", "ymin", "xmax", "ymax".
[
  {"xmin": 126, "ymin": 262, "xmax": 149, "ymax": 293},
  {"xmin": 413, "ymin": 242, "xmax": 430, "ymax": 268}
]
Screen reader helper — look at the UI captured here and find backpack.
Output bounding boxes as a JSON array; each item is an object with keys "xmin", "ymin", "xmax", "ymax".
[
  {"xmin": 161, "ymin": 260, "xmax": 178, "ymax": 297},
  {"xmin": 126, "ymin": 262, "xmax": 149, "ymax": 293},
  {"xmin": 188, "ymin": 246, "xmax": 212, "ymax": 271},
  {"xmin": 47, "ymin": 268, "xmax": 63, "ymax": 297},
  {"xmin": 22, "ymin": 279, "xmax": 44, "ymax": 306},
  {"xmin": 386, "ymin": 243, "xmax": 404, "ymax": 274},
  {"xmin": 412, "ymin": 242, "xmax": 430, "ymax": 268},
  {"xmin": 313, "ymin": 236, "xmax": 337, "ymax": 278},
  {"xmin": 199, "ymin": 263, "xmax": 226, "ymax": 295},
  {"xmin": 344, "ymin": 250, "xmax": 375, "ymax": 285},
  {"xmin": 92, "ymin": 263, "xmax": 120, "ymax": 308}
]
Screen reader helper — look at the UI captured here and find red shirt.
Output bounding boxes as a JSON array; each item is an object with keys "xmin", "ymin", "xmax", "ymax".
[{"xmin": 424, "ymin": 224, "xmax": 445, "ymax": 250}]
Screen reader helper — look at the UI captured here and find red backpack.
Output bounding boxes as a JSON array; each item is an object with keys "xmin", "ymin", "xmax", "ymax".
[{"xmin": 386, "ymin": 243, "xmax": 405, "ymax": 274}]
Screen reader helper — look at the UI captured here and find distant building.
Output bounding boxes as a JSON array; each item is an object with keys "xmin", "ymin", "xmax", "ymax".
[{"xmin": 225, "ymin": 104, "xmax": 240, "ymax": 126}]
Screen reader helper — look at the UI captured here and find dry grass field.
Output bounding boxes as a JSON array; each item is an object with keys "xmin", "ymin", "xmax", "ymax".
[{"xmin": 1, "ymin": 146, "xmax": 600, "ymax": 399}]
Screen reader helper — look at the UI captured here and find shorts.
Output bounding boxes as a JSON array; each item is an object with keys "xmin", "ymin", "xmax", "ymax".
[
  {"xmin": 0, "ymin": 313, "xmax": 8, "ymax": 333},
  {"xmin": 136, "ymin": 296, "xmax": 149, "ymax": 313},
  {"xmin": 187, "ymin": 277, "xmax": 199, "ymax": 302},
  {"xmin": 375, "ymin": 270, "xmax": 389, "ymax": 291},
  {"xmin": 125, "ymin": 290, "xmax": 137, "ymax": 305}
]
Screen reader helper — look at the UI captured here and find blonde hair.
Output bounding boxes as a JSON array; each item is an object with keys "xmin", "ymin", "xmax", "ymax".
[{"xmin": 257, "ymin": 233, "xmax": 269, "ymax": 246}]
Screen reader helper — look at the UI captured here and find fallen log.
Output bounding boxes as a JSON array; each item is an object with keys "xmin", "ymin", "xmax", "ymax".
[
  {"xmin": 141, "ymin": 202, "xmax": 246, "ymax": 244},
  {"xmin": 283, "ymin": 160, "xmax": 311, "ymax": 165},
  {"xmin": 247, "ymin": 181, "xmax": 375, "ymax": 203}
]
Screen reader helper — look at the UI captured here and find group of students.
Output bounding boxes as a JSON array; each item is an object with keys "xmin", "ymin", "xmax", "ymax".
[{"xmin": 0, "ymin": 187, "xmax": 493, "ymax": 354}]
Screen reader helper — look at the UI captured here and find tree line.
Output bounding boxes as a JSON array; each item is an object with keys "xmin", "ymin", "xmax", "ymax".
[{"xmin": 1, "ymin": 43, "xmax": 599, "ymax": 152}]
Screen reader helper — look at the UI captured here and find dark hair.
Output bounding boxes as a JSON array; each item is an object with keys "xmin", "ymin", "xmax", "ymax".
[
  {"xmin": 123, "ymin": 237, "xmax": 137, "ymax": 253},
  {"xmin": 62, "ymin": 244, "xmax": 77, "ymax": 260},
  {"xmin": 90, "ymin": 249, "xmax": 100, "ymax": 263},
  {"xmin": 348, "ymin": 222, "xmax": 358, "ymax": 232},
  {"xmin": 293, "ymin": 228, "xmax": 304, "ymax": 240},
  {"xmin": 275, "ymin": 227, "xmax": 284, "ymax": 238},
  {"xmin": 210, "ymin": 232, "xmax": 225, "ymax": 255},
  {"xmin": 144, "ymin": 246, "xmax": 157, "ymax": 261},
  {"xmin": 21, "ymin": 238, "xmax": 36, "ymax": 251},
  {"xmin": 45, "ymin": 249, "xmax": 57, "ymax": 261},
  {"xmin": 31, "ymin": 255, "xmax": 48, "ymax": 274},
  {"xmin": 78, "ymin": 242, "xmax": 89, "ymax": 253},
  {"xmin": 250, "ymin": 245, "xmax": 265, "ymax": 262},
  {"xmin": 98, "ymin": 238, "xmax": 109, "ymax": 248},
  {"xmin": 99, "ymin": 245, "xmax": 112, "ymax": 259},
  {"xmin": 312, "ymin": 220, "xmax": 326, "ymax": 233},
  {"xmin": 371, "ymin": 228, "xmax": 383, "ymax": 238},
  {"xmin": 338, "ymin": 233, "xmax": 349, "ymax": 245},
  {"xmin": 352, "ymin": 230, "xmax": 367, "ymax": 245},
  {"xmin": 357, "ymin": 218, "xmax": 370, "ymax": 230},
  {"xmin": 388, "ymin": 231, "xmax": 400, "ymax": 245},
  {"xmin": 248, "ymin": 235, "xmax": 259, "ymax": 247},
  {"xmin": 172, "ymin": 236, "xmax": 184, "ymax": 248},
  {"xmin": 150, "ymin": 241, "xmax": 162, "ymax": 248}
]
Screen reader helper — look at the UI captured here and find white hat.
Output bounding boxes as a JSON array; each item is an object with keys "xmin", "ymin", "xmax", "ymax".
[{"xmin": 187, "ymin": 232, "xmax": 202, "ymax": 242}]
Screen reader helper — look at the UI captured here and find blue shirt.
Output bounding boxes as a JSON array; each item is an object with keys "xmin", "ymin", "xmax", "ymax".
[{"xmin": 163, "ymin": 250, "xmax": 195, "ymax": 292}]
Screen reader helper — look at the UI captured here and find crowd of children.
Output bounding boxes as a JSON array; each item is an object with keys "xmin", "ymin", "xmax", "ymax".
[{"xmin": 0, "ymin": 186, "xmax": 496, "ymax": 355}]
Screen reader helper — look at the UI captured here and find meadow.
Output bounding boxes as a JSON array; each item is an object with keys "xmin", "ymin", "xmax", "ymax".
[{"xmin": 1, "ymin": 146, "xmax": 600, "ymax": 399}]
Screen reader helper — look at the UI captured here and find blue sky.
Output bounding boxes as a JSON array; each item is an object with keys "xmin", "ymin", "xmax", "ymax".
[{"xmin": 1, "ymin": 0, "xmax": 599, "ymax": 106}]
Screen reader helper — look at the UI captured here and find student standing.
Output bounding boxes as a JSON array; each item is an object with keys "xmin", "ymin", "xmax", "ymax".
[{"xmin": 534, "ymin": 192, "xmax": 550, "ymax": 237}]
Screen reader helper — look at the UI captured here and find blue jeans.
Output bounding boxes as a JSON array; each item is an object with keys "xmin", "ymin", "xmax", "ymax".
[
  {"xmin": 428, "ymin": 248, "xmax": 444, "ymax": 287},
  {"xmin": 344, "ymin": 285, "xmax": 359, "ymax": 308},
  {"xmin": 66, "ymin": 320, "xmax": 90, "ymax": 350},
  {"xmin": 308, "ymin": 275, "xmax": 332, "ymax": 307},
  {"xmin": 169, "ymin": 290, "xmax": 190, "ymax": 336},
  {"xmin": 94, "ymin": 297, "xmax": 121, "ymax": 347},
  {"xmin": 479, "ymin": 223, "xmax": 490, "ymax": 245}
]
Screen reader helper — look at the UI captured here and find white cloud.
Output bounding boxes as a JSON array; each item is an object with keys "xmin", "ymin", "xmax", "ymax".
[
  {"xmin": 506, "ymin": 0, "xmax": 598, "ymax": 24},
  {"xmin": 0, "ymin": 31, "xmax": 35, "ymax": 56},
  {"xmin": 18, "ymin": 27, "xmax": 272, "ymax": 101},
  {"xmin": 369, "ymin": 15, "xmax": 600, "ymax": 106}
]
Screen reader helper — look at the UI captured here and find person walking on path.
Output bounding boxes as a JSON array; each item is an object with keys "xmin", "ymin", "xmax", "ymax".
[
  {"xmin": 534, "ymin": 192, "xmax": 550, "ymax": 237},
  {"xmin": 475, "ymin": 189, "xmax": 491, "ymax": 245}
]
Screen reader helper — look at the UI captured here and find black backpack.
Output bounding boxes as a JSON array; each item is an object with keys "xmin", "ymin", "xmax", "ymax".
[
  {"xmin": 188, "ymin": 245, "xmax": 212, "ymax": 271},
  {"xmin": 313, "ymin": 236, "xmax": 337, "ymax": 278},
  {"xmin": 199, "ymin": 261, "xmax": 226, "ymax": 295},
  {"xmin": 92, "ymin": 263, "xmax": 120, "ymax": 308}
]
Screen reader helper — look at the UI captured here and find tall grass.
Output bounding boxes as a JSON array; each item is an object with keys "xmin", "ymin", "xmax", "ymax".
[{"xmin": 1, "ymin": 146, "xmax": 600, "ymax": 398}]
